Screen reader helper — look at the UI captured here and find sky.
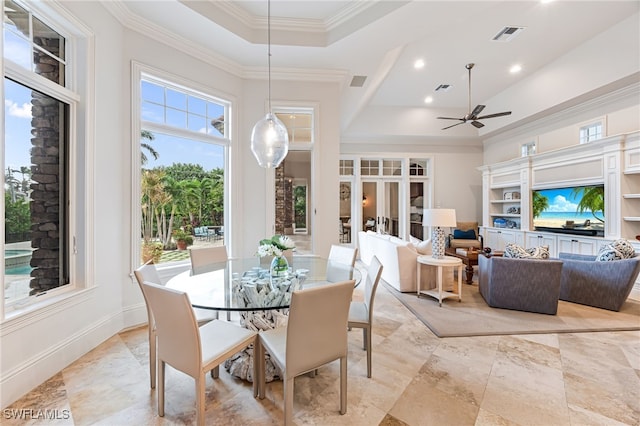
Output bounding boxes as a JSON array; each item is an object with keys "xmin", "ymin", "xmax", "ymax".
[{"xmin": 4, "ymin": 78, "xmax": 227, "ymax": 176}]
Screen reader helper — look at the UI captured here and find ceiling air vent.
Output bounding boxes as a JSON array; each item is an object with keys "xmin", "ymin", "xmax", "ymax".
[
  {"xmin": 492, "ymin": 26, "xmax": 525, "ymax": 42},
  {"xmin": 350, "ymin": 75, "xmax": 367, "ymax": 87},
  {"xmin": 435, "ymin": 84, "xmax": 451, "ymax": 92}
]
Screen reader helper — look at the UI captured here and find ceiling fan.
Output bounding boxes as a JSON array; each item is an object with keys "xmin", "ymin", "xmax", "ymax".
[{"xmin": 438, "ymin": 63, "xmax": 512, "ymax": 130}]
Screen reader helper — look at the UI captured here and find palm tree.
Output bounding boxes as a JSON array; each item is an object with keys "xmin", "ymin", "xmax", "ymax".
[
  {"xmin": 571, "ymin": 186, "xmax": 605, "ymax": 223},
  {"xmin": 141, "ymin": 130, "xmax": 159, "ymax": 165},
  {"xmin": 532, "ymin": 190, "xmax": 549, "ymax": 218}
]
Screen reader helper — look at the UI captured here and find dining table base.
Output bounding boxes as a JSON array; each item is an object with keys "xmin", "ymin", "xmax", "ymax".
[{"xmin": 223, "ymin": 309, "xmax": 288, "ymax": 382}]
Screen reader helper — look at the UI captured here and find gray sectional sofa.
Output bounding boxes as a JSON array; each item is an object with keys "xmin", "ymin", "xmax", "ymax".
[
  {"xmin": 478, "ymin": 255, "xmax": 564, "ymax": 315},
  {"xmin": 558, "ymin": 253, "xmax": 640, "ymax": 311}
]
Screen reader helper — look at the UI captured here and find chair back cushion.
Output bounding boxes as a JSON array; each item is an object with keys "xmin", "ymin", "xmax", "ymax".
[
  {"xmin": 328, "ymin": 245, "xmax": 358, "ymax": 267},
  {"xmin": 286, "ymin": 280, "xmax": 355, "ymax": 378},
  {"xmin": 364, "ymin": 256, "xmax": 383, "ymax": 319},
  {"xmin": 141, "ymin": 281, "xmax": 201, "ymax": 377},
  {"xmin": 189, "ymin": 246, "xmax": 229, "ymax": 275},
  {"xmin": 455, "ymin": 221, "xmax": 478, "ymax": 232}
]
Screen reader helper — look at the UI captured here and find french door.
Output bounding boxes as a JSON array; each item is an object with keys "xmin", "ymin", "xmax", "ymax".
[{"xmin": 361, "ymin": 180, "xmax": 401, "ymax": 237}]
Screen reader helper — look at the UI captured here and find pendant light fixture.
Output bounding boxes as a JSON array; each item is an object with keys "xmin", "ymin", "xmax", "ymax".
[{"xmin": 250, "ymin": 0, "xmax": 289, "ymax": 168}]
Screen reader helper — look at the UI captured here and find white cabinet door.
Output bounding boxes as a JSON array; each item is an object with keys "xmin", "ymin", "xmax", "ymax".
[
  {"xmin": 556, "ymin": 236, "xmax": 599, "ymax": 255},
  {"xmin": 485, "ymin": 228, "xmax": 523, "ymax": 251},
  {"xmin": 525, "ymin": 232, "xmax": 557, "ymax": 257}
]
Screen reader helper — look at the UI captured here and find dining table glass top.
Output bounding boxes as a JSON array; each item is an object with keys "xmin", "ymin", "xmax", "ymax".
[{"xmin": 166, "ymin": 256, "xmax": 361, "ymax": 312}]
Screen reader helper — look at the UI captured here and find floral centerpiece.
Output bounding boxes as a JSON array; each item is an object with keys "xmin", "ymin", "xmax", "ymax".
[{"xmin": 257, "ymin": 235, "xmax": 295, "ymax": 277}]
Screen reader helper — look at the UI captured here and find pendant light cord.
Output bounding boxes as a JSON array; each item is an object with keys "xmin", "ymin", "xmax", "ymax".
[{"xmin": 267, "ymin": 0, "xmax": 272, "ymax": 113}]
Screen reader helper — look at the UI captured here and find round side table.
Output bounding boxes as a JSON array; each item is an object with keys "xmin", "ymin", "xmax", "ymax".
[{"xmin": 416, "ymin": 255, "xmax": 463, "ymax": 306}]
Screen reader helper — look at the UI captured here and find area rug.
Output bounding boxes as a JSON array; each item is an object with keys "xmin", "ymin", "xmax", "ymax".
[{"xmin": 385, "ymin": 282, "xmax": 640, "ymax": 338}]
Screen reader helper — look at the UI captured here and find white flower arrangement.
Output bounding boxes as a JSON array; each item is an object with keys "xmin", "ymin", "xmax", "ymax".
[{"xmin": 257, "ymin": 235, "xmax": 296, "ymax": 257}]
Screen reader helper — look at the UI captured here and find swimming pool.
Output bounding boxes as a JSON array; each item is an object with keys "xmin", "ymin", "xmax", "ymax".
[{"xmin": 5, "ymin": 249, "xmax": 32, "ymax": 270}]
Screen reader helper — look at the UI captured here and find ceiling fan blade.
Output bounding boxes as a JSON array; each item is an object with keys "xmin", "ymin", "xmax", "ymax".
[
  {"xmin": 437, "ymin": 116, "xmax": 464, "ymax": 121},
  {"xmin": 470, "ymin": 105, "xmax": 485, "ymax": 118},
  {"xmin": 476, "ymin": 111, "xmax": 512, "ymax": 120},
  {"xmin": 442, "ymin": 122, "xmax": 465, "ymax": 130},
  {"xmin": 471, "ymin": 121, "xmax": 484, "ymax": 129}
]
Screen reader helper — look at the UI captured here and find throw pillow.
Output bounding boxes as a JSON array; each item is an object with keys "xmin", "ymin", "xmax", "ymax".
[
  {"xmin": 415, "ymin": 239, "xmax": 432, "ymax": 255},
  {"xmin": 609, "ymin": 239, "xmax": 636, "ymax": 259},
  {"xmin": 504, "ymin": 243, "xmax": 549, "ymax": 259},
  {"xmin": 595, "ymin": 246, "xmax": 623, "ymax": 261},
  {"xmin": 453, "ymin": 229, "xmax": 476, "ymax": 239},
  {"xmin": 409, "ymin": 235, "xmax": 421, "ymax": 245}
]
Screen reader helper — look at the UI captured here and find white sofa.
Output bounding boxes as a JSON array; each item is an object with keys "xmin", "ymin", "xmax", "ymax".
[{"xmin": 358, "ymin": 231, "xmax": 433, "ymax": 292}]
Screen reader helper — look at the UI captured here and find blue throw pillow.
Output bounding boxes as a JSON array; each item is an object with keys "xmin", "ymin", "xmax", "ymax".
[{"xmin": 453, "ymin": 229, "xmax": 476, "ymax": 239}]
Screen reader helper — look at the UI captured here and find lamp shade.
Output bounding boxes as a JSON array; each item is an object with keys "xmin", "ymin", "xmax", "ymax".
[
  {"xmin": 250, "ymin": 112, "xmax": 289, "ymax": 168},
  {"xmin": 423, "ymin": 208, "xmax": 457, "ymax": 227}
]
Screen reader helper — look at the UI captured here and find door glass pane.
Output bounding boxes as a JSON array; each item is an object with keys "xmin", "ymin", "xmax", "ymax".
[
  {"xmin": 362, "ymin": 182, "xmax": 377, "ymax": 232},
  {"xmin": 339, "ymin": 182, "xmax": 351, "ymax": 243},
  {"xmin": 275, "ymin": 151, "xmax": 311, "ymax": 254},
  {"xmin": 410, "ymin": 182, "xmax": 425, "ymax": 239},
  {"xmin": 384, "ymin": 182, "xmax": 400, "ymax": 237}
]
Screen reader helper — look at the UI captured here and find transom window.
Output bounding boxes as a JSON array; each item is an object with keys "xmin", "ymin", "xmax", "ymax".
[
  {"xmin": 579, "ymin": 121, "xmax": 603, "ymax": 144},
  {"xmin": 339, "ymin": 159, "xmax": 354, "ymax": 176},
  {"xmin": 275, "ymin": 109, "xmax": 313, "ymax": 144}
]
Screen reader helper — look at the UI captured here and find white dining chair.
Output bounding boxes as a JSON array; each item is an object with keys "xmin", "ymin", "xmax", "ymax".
[
  {"xmin": 348, "ymin": 255, "xmax": 383, "ymax": 378},
  {"xmin": 256, "ymin": 280, "xmax": 355, "ymax": 425},
  {"xmin": 326, "ymin": 245, "xmax": 358, "ymax": 283},
  {"xmin": 189, "ymin": 245, "xmax": 231, "ymax": 321},
  {"xmin": 189, "ymin": 245, "xmax": 228, "ymax": 275},
  {"xmin": 133, "ymin": 261, "xmax": 218, "ymax": 389},
  {"xmin": 141, "ymin": 281, "xmax": 257, "ymax": 426}
]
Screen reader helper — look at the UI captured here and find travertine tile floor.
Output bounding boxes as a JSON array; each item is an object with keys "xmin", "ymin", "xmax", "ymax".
[{"xmin": 4, "ymin": 281, "xmax": 640, "ymax": 425}]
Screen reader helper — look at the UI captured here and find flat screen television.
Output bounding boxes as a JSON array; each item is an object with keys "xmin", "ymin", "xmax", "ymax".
[{"xmin": 532, "ymin": 185, "xmax": 605, "ymax": 237}]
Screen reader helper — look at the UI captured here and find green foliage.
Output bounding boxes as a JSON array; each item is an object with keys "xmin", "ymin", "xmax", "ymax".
[
  {"xmin": 5, "ymin": 193, "xmax": 30, "ymax": 234},
  {"xmin": 172, "ymin": 228, "xmax": 194, "ymax": 246},
  {"xmin": 532, "ymin": 191, "xmax": 549, "ymax": 218},
  {"xmin": 571, "ymin": 186, "xmax": 605, "ymax": 222}
]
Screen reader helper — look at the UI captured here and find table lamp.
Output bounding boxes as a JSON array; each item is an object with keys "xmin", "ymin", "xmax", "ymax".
[{"xmin": 423, "ymin": 209, "xmax": 457, "ymax": 259}]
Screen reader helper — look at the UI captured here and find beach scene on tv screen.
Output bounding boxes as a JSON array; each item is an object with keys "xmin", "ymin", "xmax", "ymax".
[{"xmin": 532, "ymin": 186, "xmax": 605, "ymax": 232}]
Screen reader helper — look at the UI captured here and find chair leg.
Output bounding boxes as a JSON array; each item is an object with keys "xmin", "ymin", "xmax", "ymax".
[
  {"xmin": 149, "ymin": 330, "xmax": 156, "ymax": 389},
  {"xmin": 365, "ymin": 327, "xmax": 372, "ymax": 378},
  {"xmin": 252, "ymin": 342, "xmax": 259, "ymax": 398},
  {"xmin": 340, "ymin": 356, "xmax": 347, "ymax": 415},
  {"xmin": 284, "ymin": 376, "xmax": 294, "ymax": 426},
  {"xmin": 158, "ymin": 360, "xmax": 165, "ymax": 417},
  {"xmin": 256, "ymin": 342, "xmax": 265, "ymax": 399},
  {"xmin": 362, "ymin": 328, "xmax": 367, "ymax": 351},
  {"xmin": 196, "ymin": 376, "xmax": 205, "ymax": 426}
]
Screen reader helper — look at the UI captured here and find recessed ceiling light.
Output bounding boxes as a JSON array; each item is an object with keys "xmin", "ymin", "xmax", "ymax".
[
  {"xmin": 424, "ymin": 96, "xmax": 433, "ymax": 104},
  {"xmin": 510, "ymin": 64, "xmax": 522, "ymax": 74},
  {"xmin": 414, "ymin": 59, "xmax": 425, "ymax": 69}
]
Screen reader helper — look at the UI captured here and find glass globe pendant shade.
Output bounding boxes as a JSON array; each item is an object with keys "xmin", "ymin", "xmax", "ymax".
[{"xmin": 251, "ymin": 112, "xmax": 289, "ymax": 168}]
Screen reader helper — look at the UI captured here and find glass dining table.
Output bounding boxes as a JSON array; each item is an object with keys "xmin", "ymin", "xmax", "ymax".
[{"xmin": 166, "ymin": 256, "xmax": 361, "ymax": 382}]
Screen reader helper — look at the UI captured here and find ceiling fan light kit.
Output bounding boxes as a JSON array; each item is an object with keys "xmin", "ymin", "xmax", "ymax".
[{"xmin": 438, "ymin": 63, "xmax": 512, "ymax": 130}]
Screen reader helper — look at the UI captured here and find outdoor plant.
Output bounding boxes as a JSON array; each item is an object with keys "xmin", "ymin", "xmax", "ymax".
[{"xmin": 172, "ymin": 228, "xmax": 194, "ymax": 247}]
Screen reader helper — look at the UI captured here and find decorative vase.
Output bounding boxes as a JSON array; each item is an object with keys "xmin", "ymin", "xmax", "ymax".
[{"xmin": 270, "ymin": 255, "xmax": 289, "ymax": 278}]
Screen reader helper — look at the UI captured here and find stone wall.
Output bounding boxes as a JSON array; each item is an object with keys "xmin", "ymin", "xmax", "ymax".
[{"xmin": 275, "ymin": 165, "xmax": 293, "ymax": 235}]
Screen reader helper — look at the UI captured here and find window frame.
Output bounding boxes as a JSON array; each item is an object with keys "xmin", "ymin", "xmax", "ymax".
[
  {"xmin": 131, "ymin": 62, "xmax": 233, "ymax": 273},
  {"xmin": 2, "ymin": 0, "xmax": 93, "ymax": 321}
]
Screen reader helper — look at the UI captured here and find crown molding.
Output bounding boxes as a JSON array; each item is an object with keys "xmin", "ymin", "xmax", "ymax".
[{"xmin": 102, "ymin": 1, "xmax": 346, "ymax": 83}]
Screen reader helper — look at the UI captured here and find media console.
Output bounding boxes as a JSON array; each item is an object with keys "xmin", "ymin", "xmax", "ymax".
[{"xmin": 533, "ymin": 226, "xmax": 602, "ymax": 237}]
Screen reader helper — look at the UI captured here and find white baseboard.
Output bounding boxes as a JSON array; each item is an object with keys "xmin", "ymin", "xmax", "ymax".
[{"xmin": 0, "ymin": 308, "xmax": 139, "ymax": 409}]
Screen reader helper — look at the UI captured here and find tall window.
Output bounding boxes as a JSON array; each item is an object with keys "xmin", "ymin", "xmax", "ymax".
[
  {"xmin": 138, "ymin": 73, "xmax": 230, "ymax": 267},
  {"xmin": 3, "ymin": 0, "xmax": 74, "ymax": 307}
]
